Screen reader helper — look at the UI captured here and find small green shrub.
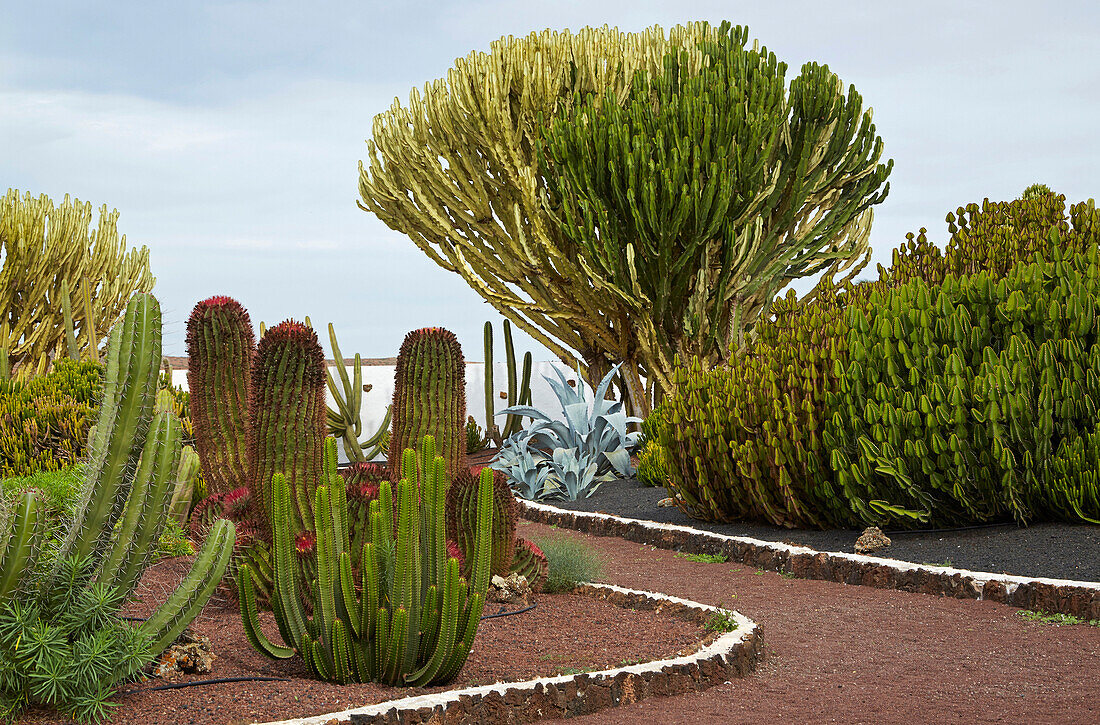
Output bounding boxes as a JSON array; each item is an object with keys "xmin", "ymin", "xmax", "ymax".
[
  {"xmin": 703, "ymin": 604, "xmax": 739, "ymax": 633},
  {"xmin": 532, "ymin": 534, "xmax": 603, "ymax": 593},
  {"xmin": 675, "ymin": 552, "xmax": 728, "ymax": 564}
]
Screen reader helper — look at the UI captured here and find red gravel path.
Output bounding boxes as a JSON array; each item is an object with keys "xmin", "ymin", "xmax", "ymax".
[{"xmin": 518, "ymin": 521, "xmax": 1099, "ymax": 725}]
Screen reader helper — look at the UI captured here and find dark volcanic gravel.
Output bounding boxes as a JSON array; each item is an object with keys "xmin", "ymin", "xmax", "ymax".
[{"xmin": 550, "ymin": 477, "xmax": 1100, "ymax": 582}]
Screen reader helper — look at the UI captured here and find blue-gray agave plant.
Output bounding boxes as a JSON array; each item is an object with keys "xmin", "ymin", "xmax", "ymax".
[{"xmin": 491, "ymin": 363, "xmax": 641, "ymax": 500}]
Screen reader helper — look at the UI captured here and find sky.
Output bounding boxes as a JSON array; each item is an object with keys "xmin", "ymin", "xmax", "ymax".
[{"xmin": 2, "ymin": 1, "xmax": 1098, "ymax": 362}]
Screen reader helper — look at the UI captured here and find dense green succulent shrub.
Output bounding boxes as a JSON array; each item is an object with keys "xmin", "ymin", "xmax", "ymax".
[
  {"xmin": 824, "ymin": 246, "xmax": 1100, "ymax": 526},
  {"xmin": 531, "ymin": 534, "xmax": 602, "ymax": 594},
  {"xmin": 662, "ymin": 193, "xmax": 1100, "ymax": 529},
  {"xmin": 0, "ymin": 360, "xmax": 103, "ymax": 478}
]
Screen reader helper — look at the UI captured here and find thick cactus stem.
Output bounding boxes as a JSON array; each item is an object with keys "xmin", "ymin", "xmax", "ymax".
[
  {"xmin": 248, "ymin": 319, "xmax": 327, "ymax": 536},
  {"xmin": 186, "ymin": 295, "xmax": 255, "ymax": 498},
  {"xmin": 390, "ymin": 328, "xmax": 466, "ymax": 482}
]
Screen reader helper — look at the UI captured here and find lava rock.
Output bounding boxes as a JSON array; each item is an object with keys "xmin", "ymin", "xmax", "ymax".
[{"xmin": 854, "ymin": 526, "xmax": 892, "ymax": 554}]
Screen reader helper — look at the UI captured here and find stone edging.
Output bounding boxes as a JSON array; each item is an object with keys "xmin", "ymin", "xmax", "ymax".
[
  {"xmin": 252, "ymin": 583, "xmax": 762, "ymax": 725},
  {"xmin": 518, "ymin": 500, "xmax": 1100, "ymax": 620}
]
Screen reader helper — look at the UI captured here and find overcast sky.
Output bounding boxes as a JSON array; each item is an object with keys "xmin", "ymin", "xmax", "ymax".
[{"xmin": 3, "ymin": 1, "xmax": 1097, "ymax": 362}]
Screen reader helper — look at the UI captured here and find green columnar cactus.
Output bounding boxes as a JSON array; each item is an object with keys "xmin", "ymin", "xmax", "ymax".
[
  {"xmin": 446, "ymin": 467, "xmax": 516, "ymax": 578},
  {"xmin": 239, "ymin": 435, "xmax": 492, "ymax": 685},
  {"xmin": 186, "ymin": 296, "xmax": 255, "ymax": 498},
  {"xmin": 60, "ymin": 279, "xmax": 79, "ymax": 361},
  {"xmin": 0, "ymin": 294, "xmax": 235, "ymax": 720},
  {"xmin": 390, "ymin": 328, "xmax": 466, "ymax": 483},
  {"xmin": 248, "ymin": 320, "xmax": 327, "ymax": 535},
  {"xmin": 483, "ymin": 320, "xmax": 532, "ymax": 447},
  {"xmin": 316, "ymin": 319, "xmax": 391, "ymax": 462}
]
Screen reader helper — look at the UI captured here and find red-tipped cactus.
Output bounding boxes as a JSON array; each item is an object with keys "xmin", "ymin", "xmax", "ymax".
[
  {"xmin": 446, "ymin": 466, "xmax": 516, "ymax": 578},
  {"xmin": 390, "ymin": 327, "xmax": 466, "ymax": 482},
  {"xmin": 247, "ymin": 320, "xmax": 327, "ymax": 536},
  {"xmin": 186, "ymin": 296, "xmax": 255, "ymax": 497},
  {"xmin": 511, "ymin": 537, "xmax": 547, "ymax": 592}
]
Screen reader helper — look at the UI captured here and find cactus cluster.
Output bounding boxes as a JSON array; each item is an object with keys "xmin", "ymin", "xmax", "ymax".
[
  {"xmin": 661, "ymin": 193, "xmax": 1100, "ymax": 529},
  {"xmin": 0, "ymin": 294, "xmax": 234, "ymax": 721},
  {"xmin": 390, "ymin": 327, "xmax": 466, "ymax": 482},
  {"xmin": 240, "ymin": 436, "xmax": 493, "ymax": 685}
]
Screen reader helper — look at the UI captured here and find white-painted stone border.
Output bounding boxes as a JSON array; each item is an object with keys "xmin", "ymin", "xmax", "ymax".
[
  {"xmin": 251, "ymin": 582, "xmax": 761, "ymax": 725},
  {"xmin": 517, "ymin": 500, "xmax": 1100, "ymax": 619}
]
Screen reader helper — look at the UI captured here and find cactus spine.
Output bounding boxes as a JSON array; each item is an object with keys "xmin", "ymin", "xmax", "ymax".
[
  {"xmin": 390, "ymin": 328, "xmax": 466, "ymax": 482},
  {"xmin": 483, "ymin": 320, "xmax": 532, "ymax": 446},
  {"xmin": 186, "ymin": 296, "xmax": 254, "ymax": 498},
  {"xmin": 240, "ymin": 435, "xmax": 492, "ymax": 685},
  {"xmin": 247, "ymin": 320, "xmax": 327, "ymax": 535}
]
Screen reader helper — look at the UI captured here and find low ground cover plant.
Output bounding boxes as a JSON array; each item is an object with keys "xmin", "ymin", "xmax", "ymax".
[{"xmin": 532, "ymin": 534, "xmax": 604, "ymax": 593}]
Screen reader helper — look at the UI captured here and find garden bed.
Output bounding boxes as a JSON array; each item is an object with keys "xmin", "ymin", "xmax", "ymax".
[
  {"xmin": 16, "ymin": 554, "xmax": 755, "ymax": 725},
  {"xmin": 551, "ymin": 476, "xmax": 1100, "ymax": 582}
]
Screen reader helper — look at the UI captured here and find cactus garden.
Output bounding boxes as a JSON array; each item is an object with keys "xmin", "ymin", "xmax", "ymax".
[{"xmin": 2, "ymin": 13, "xmax": 1098, "ymax": 725}]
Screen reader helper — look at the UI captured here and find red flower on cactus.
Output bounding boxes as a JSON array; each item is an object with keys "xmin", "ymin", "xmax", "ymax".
[
  {"xmin": 295, "ymin": 530, "xmax": 317, "ymax": 558},
  {"xmin": 446, "ymin": 539, "xmax": 465, "ymax": 572}
]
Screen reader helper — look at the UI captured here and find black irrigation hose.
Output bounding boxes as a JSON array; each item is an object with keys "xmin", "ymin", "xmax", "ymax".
[
  {"xmin": 146, "ymin": 676, "xmax": 290, "ymax": 692},
  {"xmin": 883, "ymin": 521, "xmax": 1017, "ymax": 536},
  {"xmin": 480, "ymin": 602, "xmax": 537, "ymax": 620}
]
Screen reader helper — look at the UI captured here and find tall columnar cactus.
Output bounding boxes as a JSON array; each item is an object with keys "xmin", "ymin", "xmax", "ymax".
[
  {"xmin": 390, "ymin": 328, "xmax": 466, "ymax": 482},
  {"xmin": 446, "ymin": 466, "xmax": 516, "ymax": 578},
  {"xmin": 247, "ymin": 320, "xmax": 327, "ymax": 536},
  {"xmin": 483, "ymin": 320, "xmax": 532, "ymax": 447},
  {"xmin": 186, "ymin": 296, "xmax": 255, "ymax": 498},
  {"xmin": 0, "ymin": 294, "xmax": 235, "ymax": 720},
  {"xmin": 240, "ymin": 436, "xmax": 492, "ymax": 686}
]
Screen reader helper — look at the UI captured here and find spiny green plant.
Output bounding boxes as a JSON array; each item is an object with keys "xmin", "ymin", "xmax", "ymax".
[
  {"xmin": 239, "ymin": 436, "xmax": 493, "ymax": 686},
  {"xmin": 0, "ymin": 293, "xmax": 235, "ymax": 723},
  {"xmin": 390, "ymin": 327, "xmax": 466, "ymax": 483},
  {"xmin": 446, "ymin": 466, "xmax": 531, "ymax": 584},
  {"xmin": 186, "ymin": 295, "xmax": 254, "ymax": 499},
  {"xmin": 247, "ymin": 319, "xmax": 327, "ymax": 536}
]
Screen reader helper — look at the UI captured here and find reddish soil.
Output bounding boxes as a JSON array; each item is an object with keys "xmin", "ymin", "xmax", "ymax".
[
  {"xmin": 17, "ymin": 554, "xmax": 704, "ymax": 725},
  {"xmin": 518, "ymin": 522, "xmax": 1100, "ymax": 725}
]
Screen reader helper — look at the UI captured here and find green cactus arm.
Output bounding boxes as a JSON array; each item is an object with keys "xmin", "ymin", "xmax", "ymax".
[
  {"xmin": 332, "ymin": 618, "xmax": 352, "ymax": 684},
  {"xmin": 0, "ymin": 490, "xmax": 45, "ymax": 601},
  {"xmin": 57, "ymin": 293, "xmax": 160, "ymax": 570},
  {"xmin": 313, "ymin": 485, "xmax": 337, "ymax": 642},
  {"xmin": 60, "ymin": 279, "xmax": 79, "ymax": 360},
  {"xmin": 168, "ymin": 445, "xmax": 200, "ymax": 524},
  {"xmin": 418, "ymin": 583, "xmax": 440, "ymax": 656},
  {"xmin": 362, "ymin": 541, "xmax": 378, "ymax": 641},
  {"xmin": 270, "ymin": 472, "xmax": 312, "ymax": 648},
  {"xmin": 483, "ymin": 321, "xmax": 495, "ymax": 442},
  {"xmin": 130, "ymin": 517, "xmax": 235, "ymax": 667},
  {"xmin": 239, "ymin": 563, "xmax": 295, "ymax": 659},
  {"xmin": 97, "ymin": 408, "xmax": 181, "ymax": 598},
  {"xmin": 405, "ymin": 557, "xmax": 462, "ymax": 686},
  {"xmin": 338, "ymin": 551, "xmax": 362, "ymax": 638},
  {"xmin": 373, "ymin": 606, "xmax": 391, "ymax": 680},
  {"xmin": 382, "ymin": 606, "xmax": 410, "ymax": 684}
]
